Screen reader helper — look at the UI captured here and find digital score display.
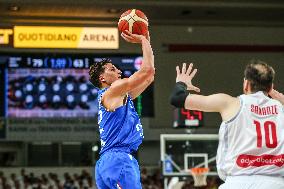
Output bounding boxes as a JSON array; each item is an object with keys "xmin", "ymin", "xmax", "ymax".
[
  {"xmin": 0, "ymin": 54, "xmax": 154, "ymax": 118},
  {"xmin": 173, "ymin": 108, "xmax": 203, "ymax": 128}
]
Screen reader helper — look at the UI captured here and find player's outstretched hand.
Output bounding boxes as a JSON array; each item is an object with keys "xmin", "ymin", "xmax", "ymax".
[
  {"xmin": 176, "ymin": 63, "xmax": 200, "ymax": 92},
  {"xmin": 269, "ymin": 89, "xmax": 284, "ymax": 105},
  {"xmin": 121, "ymin": 30, "xmax": 148, "ymax": 43}
]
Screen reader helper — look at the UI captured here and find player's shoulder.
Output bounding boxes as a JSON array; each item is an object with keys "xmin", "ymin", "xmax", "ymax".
[
  {"xmin": 217, "ymin": 93, "xmax": 240, "ymax": 121},
  {"xmin": 210, "ymin": 93, "xmax": 239, "ymax": 111},
  {"xmin": 215, "ymin": 93, "xmax": 238, "ymax": 102}
]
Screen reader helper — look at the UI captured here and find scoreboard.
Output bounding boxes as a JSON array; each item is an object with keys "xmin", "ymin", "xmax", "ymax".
[
  {"xmin": 0, "ymin": 53, "xmax": 154, "ymax": 118},
  {"xmin": 173, "ymin": 108, "xmax": 204, "ymax": 128}
]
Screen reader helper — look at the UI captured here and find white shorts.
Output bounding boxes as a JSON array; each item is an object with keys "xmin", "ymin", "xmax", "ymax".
[{"xmin": 219, "ymin": 175, "xmax": 284, "ymax": 189}]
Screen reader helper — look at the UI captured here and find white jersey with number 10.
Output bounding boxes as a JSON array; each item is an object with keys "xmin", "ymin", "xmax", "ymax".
[{"xmin": 217, "ymin": 91, "xmax": 284, "ymax": 181}]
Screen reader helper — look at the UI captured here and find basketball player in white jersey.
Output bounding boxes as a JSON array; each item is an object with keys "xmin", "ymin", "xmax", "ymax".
[{"xmin": 170, "ymin": 60, "xmax": 284, "ymax": 189}]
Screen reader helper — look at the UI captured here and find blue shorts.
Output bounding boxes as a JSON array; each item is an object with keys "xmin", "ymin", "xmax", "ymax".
[{"xmin": 94, "ymin": 151, "xmax": 142, "ymax": 189}]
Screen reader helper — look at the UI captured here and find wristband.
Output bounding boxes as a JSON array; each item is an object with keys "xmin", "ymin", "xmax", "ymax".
[{"xmin": 170, "ymin": 82, "xmax": 190, "ymax": 108}]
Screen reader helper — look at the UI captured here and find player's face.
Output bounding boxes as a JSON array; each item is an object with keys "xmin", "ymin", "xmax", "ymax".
[{"xmin": 101, "ymin": 63, "xmax": 122, "ymax": 86}]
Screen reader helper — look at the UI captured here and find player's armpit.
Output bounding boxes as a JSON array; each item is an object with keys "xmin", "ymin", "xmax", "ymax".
[
  {"xmin": 101, "ymin": 92, "xmax": 127, "ymax": 112},
  {"xmin": 99, "ymin": 79, "xmax": 130, "ymax": 111},
  {"xmin": 103, "ymin": 67, "xmax": 154, "ymax": 100},
  {"xmin": 184, "ymin": 93, "xmax": 237, "ymax": 113},
  {"xmin": 101, "ymin": 69, "xmax": 154, "ymax": 110}
]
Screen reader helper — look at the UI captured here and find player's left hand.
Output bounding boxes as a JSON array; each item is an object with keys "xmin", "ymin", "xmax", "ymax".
[
  {"xmin": 121, "ymin": 30, "xmax": 147, "ymax": 43},
  {"xmin": 176, "ymin": 63, "xmax": 200, "ymax": 92}
]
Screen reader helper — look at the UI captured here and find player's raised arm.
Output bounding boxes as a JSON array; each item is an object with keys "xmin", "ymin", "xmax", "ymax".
[
  {"xmin": 269, "ymin": 89, "xmax": 284, "ymax": 105},
  {"xmin": 170, "ymin": 63, "xmax": 239, "ymax": 120},
  {"xmin": 106, "ymin": 31, "xmax": 155, "ymax": 98},
  {"xmin": 125, "ymin": 31, "xmax": 154, "ymax": 99}
]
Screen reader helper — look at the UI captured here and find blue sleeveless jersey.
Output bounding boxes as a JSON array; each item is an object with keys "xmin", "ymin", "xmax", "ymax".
[{"xmin": 97, "ymin": 88, "xmax": 144, "ymax": 155}]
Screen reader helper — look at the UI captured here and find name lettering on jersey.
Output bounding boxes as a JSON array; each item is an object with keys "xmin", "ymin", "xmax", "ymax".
[
  {"xmin": 100, "ymin": 139, "xmax": 106, "ymax": 147},
  {"xmin": 99, "ymin": 128, "xmax": 104, "ymax": 134},
  {"xmin": 136, "ymin": 123, "xmax": 142, "ymax": 131},
  {"xmin": 98, "ymin": 110, "xmax": 102, "ymax": 124},
  {"xmin": 251, "ymin": 105, "xmax": 278, "ymax": 116},
  {"xmin": 136, "ymin": 123, "xmax": 144, "ymax": 138},
  {"xmin": 128, "ymin": 154, "xmax": 133, "ymax": 160}
]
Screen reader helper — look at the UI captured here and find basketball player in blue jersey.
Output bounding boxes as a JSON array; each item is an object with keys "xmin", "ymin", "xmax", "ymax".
[{"xmin": 89, "ymin": 30, "xmax": 154, "ymax": 189}]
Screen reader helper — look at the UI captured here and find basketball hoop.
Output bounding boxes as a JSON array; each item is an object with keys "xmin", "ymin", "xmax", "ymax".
[{"xmin": 190, "ymin": 167, "xmax": 209, "ymax": 187}]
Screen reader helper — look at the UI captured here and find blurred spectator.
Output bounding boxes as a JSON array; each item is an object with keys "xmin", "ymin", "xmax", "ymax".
[
  {"xmin": 17, "ymin": 169, "xmax": 26, "ymax": 189},
  {"xmin": 0, "ymin": 171, "xmax": 4, "ymax": 189},
  {"xmin": 0, "ymin": 168, "xmax": 223, "ymax": 189},
  {"xmin": 7, "ymin": 173, "xmax": 16, "ymax": 189}
]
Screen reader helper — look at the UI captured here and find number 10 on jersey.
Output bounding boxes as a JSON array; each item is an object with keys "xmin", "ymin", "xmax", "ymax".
[{"xmin": 253, "ymin": 120, "xmax": 277, "ymax": 148}]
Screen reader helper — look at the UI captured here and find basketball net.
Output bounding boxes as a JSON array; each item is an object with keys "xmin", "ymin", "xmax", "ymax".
[{"xmin": 190, "ymin": 167, "xmax": 209, "ymax": 187}]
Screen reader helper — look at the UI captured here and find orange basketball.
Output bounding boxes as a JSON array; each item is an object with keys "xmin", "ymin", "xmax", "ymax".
[{"xmin": 118, "ymin": 9, "xmax": 148, "ymax": 36}]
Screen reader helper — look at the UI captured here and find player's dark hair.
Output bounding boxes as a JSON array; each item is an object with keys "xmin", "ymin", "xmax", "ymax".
[
  {"xmin": 244, "ymin": 59, "xmax": 275, "ymax": 93},
  {"xmin": 89, "ymin": 58, "xmax": 112, "ymax": 88}
]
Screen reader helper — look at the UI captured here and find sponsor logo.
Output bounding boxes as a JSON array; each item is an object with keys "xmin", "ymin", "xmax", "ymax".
[
  {"xmin": 237, "ymin": 154, "xmax": 284, "ymax": 168},
  {"xmin": 13, "ymin": 26, "xmax": 118, "ymax": 49}
]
